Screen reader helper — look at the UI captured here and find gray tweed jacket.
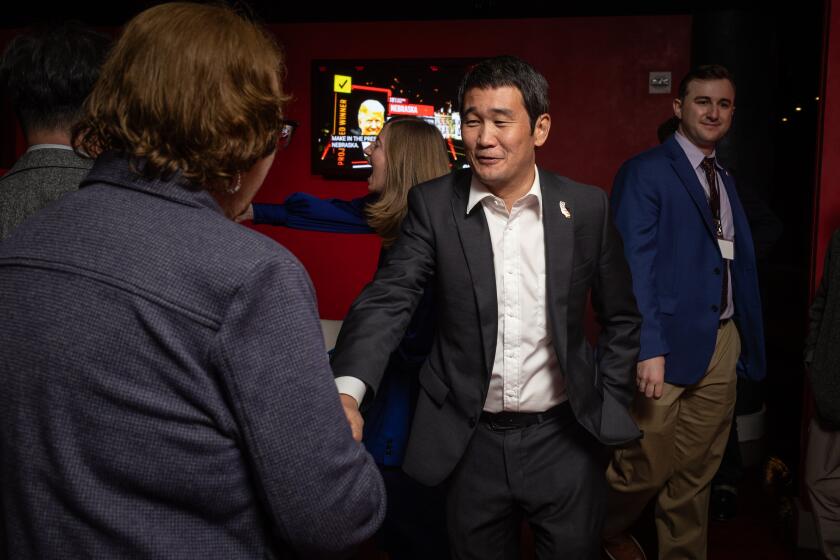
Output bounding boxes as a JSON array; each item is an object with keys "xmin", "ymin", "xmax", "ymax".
[
  {"xmin": 806, "ymin": 229, "xmax": 840, "ymax": 429},
  {"xmin": 0, "ymin": 152, "xmax": 385, "ymax": 559},
  {"xmin": 0, "ymin": 147, "xmax": 92, "ymax": 240}
]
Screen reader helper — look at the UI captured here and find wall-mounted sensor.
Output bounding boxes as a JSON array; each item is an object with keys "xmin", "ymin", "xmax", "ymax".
[{"xmin": 649, "ymin": 71, "xmax": 672, "ymax": 94}]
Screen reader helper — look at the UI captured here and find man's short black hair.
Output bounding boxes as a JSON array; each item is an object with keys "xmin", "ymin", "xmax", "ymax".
[
  {"xmin": 457, "ymin": 55, "xmax": 549, "ymax": 132},
  {"xmin": 677, "ymin": 64, "xmax": 735, "ymax": 101},
  {"xmin": 0, "ymin": 23, "xmax": 110, "ymax": 134}
]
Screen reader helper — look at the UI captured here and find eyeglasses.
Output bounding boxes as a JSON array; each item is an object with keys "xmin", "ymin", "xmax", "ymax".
[{"xmin": 279, "ymin": 120, "xmax": 298, "ymax": 149}]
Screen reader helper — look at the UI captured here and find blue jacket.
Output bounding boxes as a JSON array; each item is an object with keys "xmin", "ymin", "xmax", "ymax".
[
  {"xmin": 253, "ymin": 193, "xmax": 376, "ymax": 233},
  {"xmin": 610, "ymin": 135, "xmax": 766, "ymax": 384}
]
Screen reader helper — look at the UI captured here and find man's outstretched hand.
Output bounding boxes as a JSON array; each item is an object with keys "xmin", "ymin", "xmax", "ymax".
[{"xmin": 340, "ymin": 393, "xmax": 364, "ymax": 442}]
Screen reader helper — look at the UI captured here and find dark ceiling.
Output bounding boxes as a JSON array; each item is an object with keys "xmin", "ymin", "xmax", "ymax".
[{"xmin": 1, "ymin": 1, "xmax": 733, "ymax": 28}]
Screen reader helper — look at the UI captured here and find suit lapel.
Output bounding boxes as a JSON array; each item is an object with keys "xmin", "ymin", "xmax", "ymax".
[
  {"xmin": 540, "ymin": 170, "xmax": 572, "ymax": 373},
  {"xmin": 450, "ymin": 173, "xmax": 498, "ymax": 378},
  {"xmin": 666, "ymin": 137, "xmax": 717, "ymax": 240}
]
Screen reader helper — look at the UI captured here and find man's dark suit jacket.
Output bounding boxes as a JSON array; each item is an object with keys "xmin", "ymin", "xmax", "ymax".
[
  {"xmin": 806, "ymin": 229, "xmax": 840, "ymax": 429},
  {"xmin": 0, "ymin": 153, "xmax": 385, "ymax": 559},
  {"xmin": 0, "ymin": 147, "xmax": 92, "ymax": 240},
  {"xmin": 332, "ymin": 168, "xmax": 642, "ymax": 486}
]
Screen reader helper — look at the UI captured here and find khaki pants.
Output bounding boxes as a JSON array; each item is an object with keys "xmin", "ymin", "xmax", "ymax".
[
  {"xmin": 605, "ymin": 321, "xmax": 740, "ymax": 560},
  {"xmin": 804, "ymin": 417, "xmax": 840, "ymax": 560}
]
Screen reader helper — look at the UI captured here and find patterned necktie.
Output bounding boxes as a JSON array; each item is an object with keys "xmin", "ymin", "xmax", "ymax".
[{"xmin": 700, "ymin": 157, "xmax": 728, "ymax": 315}]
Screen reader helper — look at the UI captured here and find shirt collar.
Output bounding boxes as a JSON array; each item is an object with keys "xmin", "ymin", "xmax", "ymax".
[
  {"xmin": 26, "ymin": 143, "xmax": 74, "ymax": 153},
  {"xmin": 466, "ymin": 165, "xmax": 542, "ymax": 214},
  {"xmin": 674, "ymin": 130, "xmax": 722, "ymax": 171}
]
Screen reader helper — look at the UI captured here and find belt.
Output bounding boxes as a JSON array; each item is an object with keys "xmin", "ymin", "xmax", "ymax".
[
  {"xmin": 719, "ymin": 318, "xmax": 731, "ymax": 328},
  {"xmin": 479, "ymin": 401, "xmax": 572, "ymax": 431}
]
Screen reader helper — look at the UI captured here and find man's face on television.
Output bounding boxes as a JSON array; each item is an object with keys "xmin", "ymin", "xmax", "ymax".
[{"xmin": 358, "ymin": 101, "xmax": 385, "ymax": 136}]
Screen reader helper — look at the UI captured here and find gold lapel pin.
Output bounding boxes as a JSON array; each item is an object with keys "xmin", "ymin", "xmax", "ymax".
[{"xmin": 559, "ymin": 201, "xmax": 571, "ymax": 219}]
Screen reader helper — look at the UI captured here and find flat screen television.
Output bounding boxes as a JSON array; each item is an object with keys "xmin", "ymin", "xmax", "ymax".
[{"xmin": 311, "ymin": 58, "xmax": 477, "ymax": 180}]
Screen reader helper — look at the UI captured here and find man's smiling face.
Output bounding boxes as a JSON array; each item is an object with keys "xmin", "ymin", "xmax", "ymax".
[{"xmin": 461, "ymin": 85, "xmax": 549, "ymax": 196}]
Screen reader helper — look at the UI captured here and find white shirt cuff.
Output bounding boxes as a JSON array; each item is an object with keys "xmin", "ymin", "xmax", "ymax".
[{"xmin": 335, "ymin": 376, "xmax": 367, "ymax": 406}]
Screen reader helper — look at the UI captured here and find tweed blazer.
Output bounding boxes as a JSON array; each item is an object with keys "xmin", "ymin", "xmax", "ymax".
[
  {"xmin": 0, "ymin": 147, "xmax": 92, "ymax": 240},
  {"xmin": 806, "ymin": 229, "xmax": 840, "ymax": 429}
]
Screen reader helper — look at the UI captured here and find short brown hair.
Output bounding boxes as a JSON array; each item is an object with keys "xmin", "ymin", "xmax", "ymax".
[
  {"xmin": 677, "ymin": 64, "xmax": 735, "ymax": 101},
  {"xmin": 73, "ymin": 2, "xmax": 288, "ymax": 190},
  {"xmin": 365, "ymin": 118, "xmax": 450, "ymax": 246}
]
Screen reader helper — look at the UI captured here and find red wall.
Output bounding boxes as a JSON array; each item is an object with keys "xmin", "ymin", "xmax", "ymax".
[
  {"xmin": 255, "ymin": 16, "xmax": 692, "ymax": 319},
  {"xmin": 1, "ymin": 16, "xmax": 691, "ymax": 320}
]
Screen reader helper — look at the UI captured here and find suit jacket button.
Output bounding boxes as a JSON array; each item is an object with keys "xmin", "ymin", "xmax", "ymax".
[
  {"xmin": 711, "ymin": 304, "xmax": 719, "ymax": 313},
  {"xmin": 714, "ymin": 267, "xmax": 721, "ymax": 275},
  {"xmin": 468, "ymin": 416, "xmax": 477, "ymax": 428}
]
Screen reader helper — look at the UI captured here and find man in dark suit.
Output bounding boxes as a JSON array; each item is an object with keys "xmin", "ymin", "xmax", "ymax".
[
  {"xmin": 0, "ymin": 23, "xmax": 109, "ymax": 240},
  {"xmin": 603, "ymin": 65, "xmax": 766, "ymax": 560},
  {"xmin": 332, "ymin": 55, "xmax": 642, "ymax": 559}
]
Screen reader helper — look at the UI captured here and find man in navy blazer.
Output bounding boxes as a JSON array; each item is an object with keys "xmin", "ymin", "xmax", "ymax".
[
  {"xmin": 602, "ymin": 65, "xmax": 766, "ymax": 560},
  {"xmin": 332, "ymin": 56, "xmax": 642, "ymax": 559}
]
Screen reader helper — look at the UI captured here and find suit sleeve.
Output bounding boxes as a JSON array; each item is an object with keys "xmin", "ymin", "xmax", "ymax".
[
  {"xmin": 610, "ymin": 161, "xmax": 670, "ymax": 361},
  {"xmin": 330, "ymin": 186, "xmax": 436, "ymax": 398},
  {"xmin": 591, "ymin": 188, "xmax": 642, "ymax": 408},
  {"xmin": 212, "ymin": 254, "xmax": 385, "ymax": 556}
]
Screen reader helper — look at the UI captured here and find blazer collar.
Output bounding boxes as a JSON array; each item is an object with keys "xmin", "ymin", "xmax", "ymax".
[
  {"xmin": 80, "ymin": 151, "xmax": 224, "ymax": 215},
  {"xmin": 451, "ymin": 170, "xmax": 498, "ymax": 378},
  {"xmin": 538, "ymin": 169, "xmax": 573, "ymax": 373},
  {"xmin": 664, "ymin": 135, "xmax": 717, "ymax": 239},
  {"xmin": 465, "ymin": 165, "xmax": 543, "ymax": 215},
  {"xmin": 3, "ymin": 146, "xmax": 92, "ymax": 180}
]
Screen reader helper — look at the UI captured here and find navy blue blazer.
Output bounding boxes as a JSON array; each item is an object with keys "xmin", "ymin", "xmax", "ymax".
[{"xmin": 610, "ymin": 135, "xmax": 766, "ymax": 385}]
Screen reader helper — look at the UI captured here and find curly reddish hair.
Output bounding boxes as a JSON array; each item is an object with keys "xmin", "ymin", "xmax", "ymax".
[{"xmin": 73, "ymin": 2, "xmax": 289, "ymax": 190}]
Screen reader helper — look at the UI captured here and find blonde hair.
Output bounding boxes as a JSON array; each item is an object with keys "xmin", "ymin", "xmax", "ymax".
[
  {"xmin": 365, "ymin": 118, "xmax": 450, "ymax": 246},
  {"xmin": 73, "ymin": 2, "xmax": 289, "ymax": 190}
]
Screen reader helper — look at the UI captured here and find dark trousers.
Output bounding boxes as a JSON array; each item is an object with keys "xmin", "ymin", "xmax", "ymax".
[
  {"xmin": 445, "ymin": 406, "xmax": 608, "ymax": 560},
  {"xmin": 378, "ymin": 466, "xmax": 449, "ymax": 560}
]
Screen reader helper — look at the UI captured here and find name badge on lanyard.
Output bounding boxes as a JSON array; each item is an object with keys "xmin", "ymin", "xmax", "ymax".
[{"xmin": 718, "ymin": 238, "xmax": 734, "ymax": 260}]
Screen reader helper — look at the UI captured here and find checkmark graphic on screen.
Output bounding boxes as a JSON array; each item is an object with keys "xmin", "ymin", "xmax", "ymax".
[{"xmin": 333, "ymin": 74, "xmax": 352, "ymax": 93}]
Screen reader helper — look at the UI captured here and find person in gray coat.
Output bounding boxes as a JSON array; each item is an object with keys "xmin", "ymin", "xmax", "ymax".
[
  {"xmin": 0, "ymin": 23, "xmax": 110, "ymax": 240},
  {"xmin": 804, "ymin": 228, "xmax": 840, "ymax": 560},
  {"xmin": 0, "ymin": 4, "xmax": 385, "ymax": 559}
]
